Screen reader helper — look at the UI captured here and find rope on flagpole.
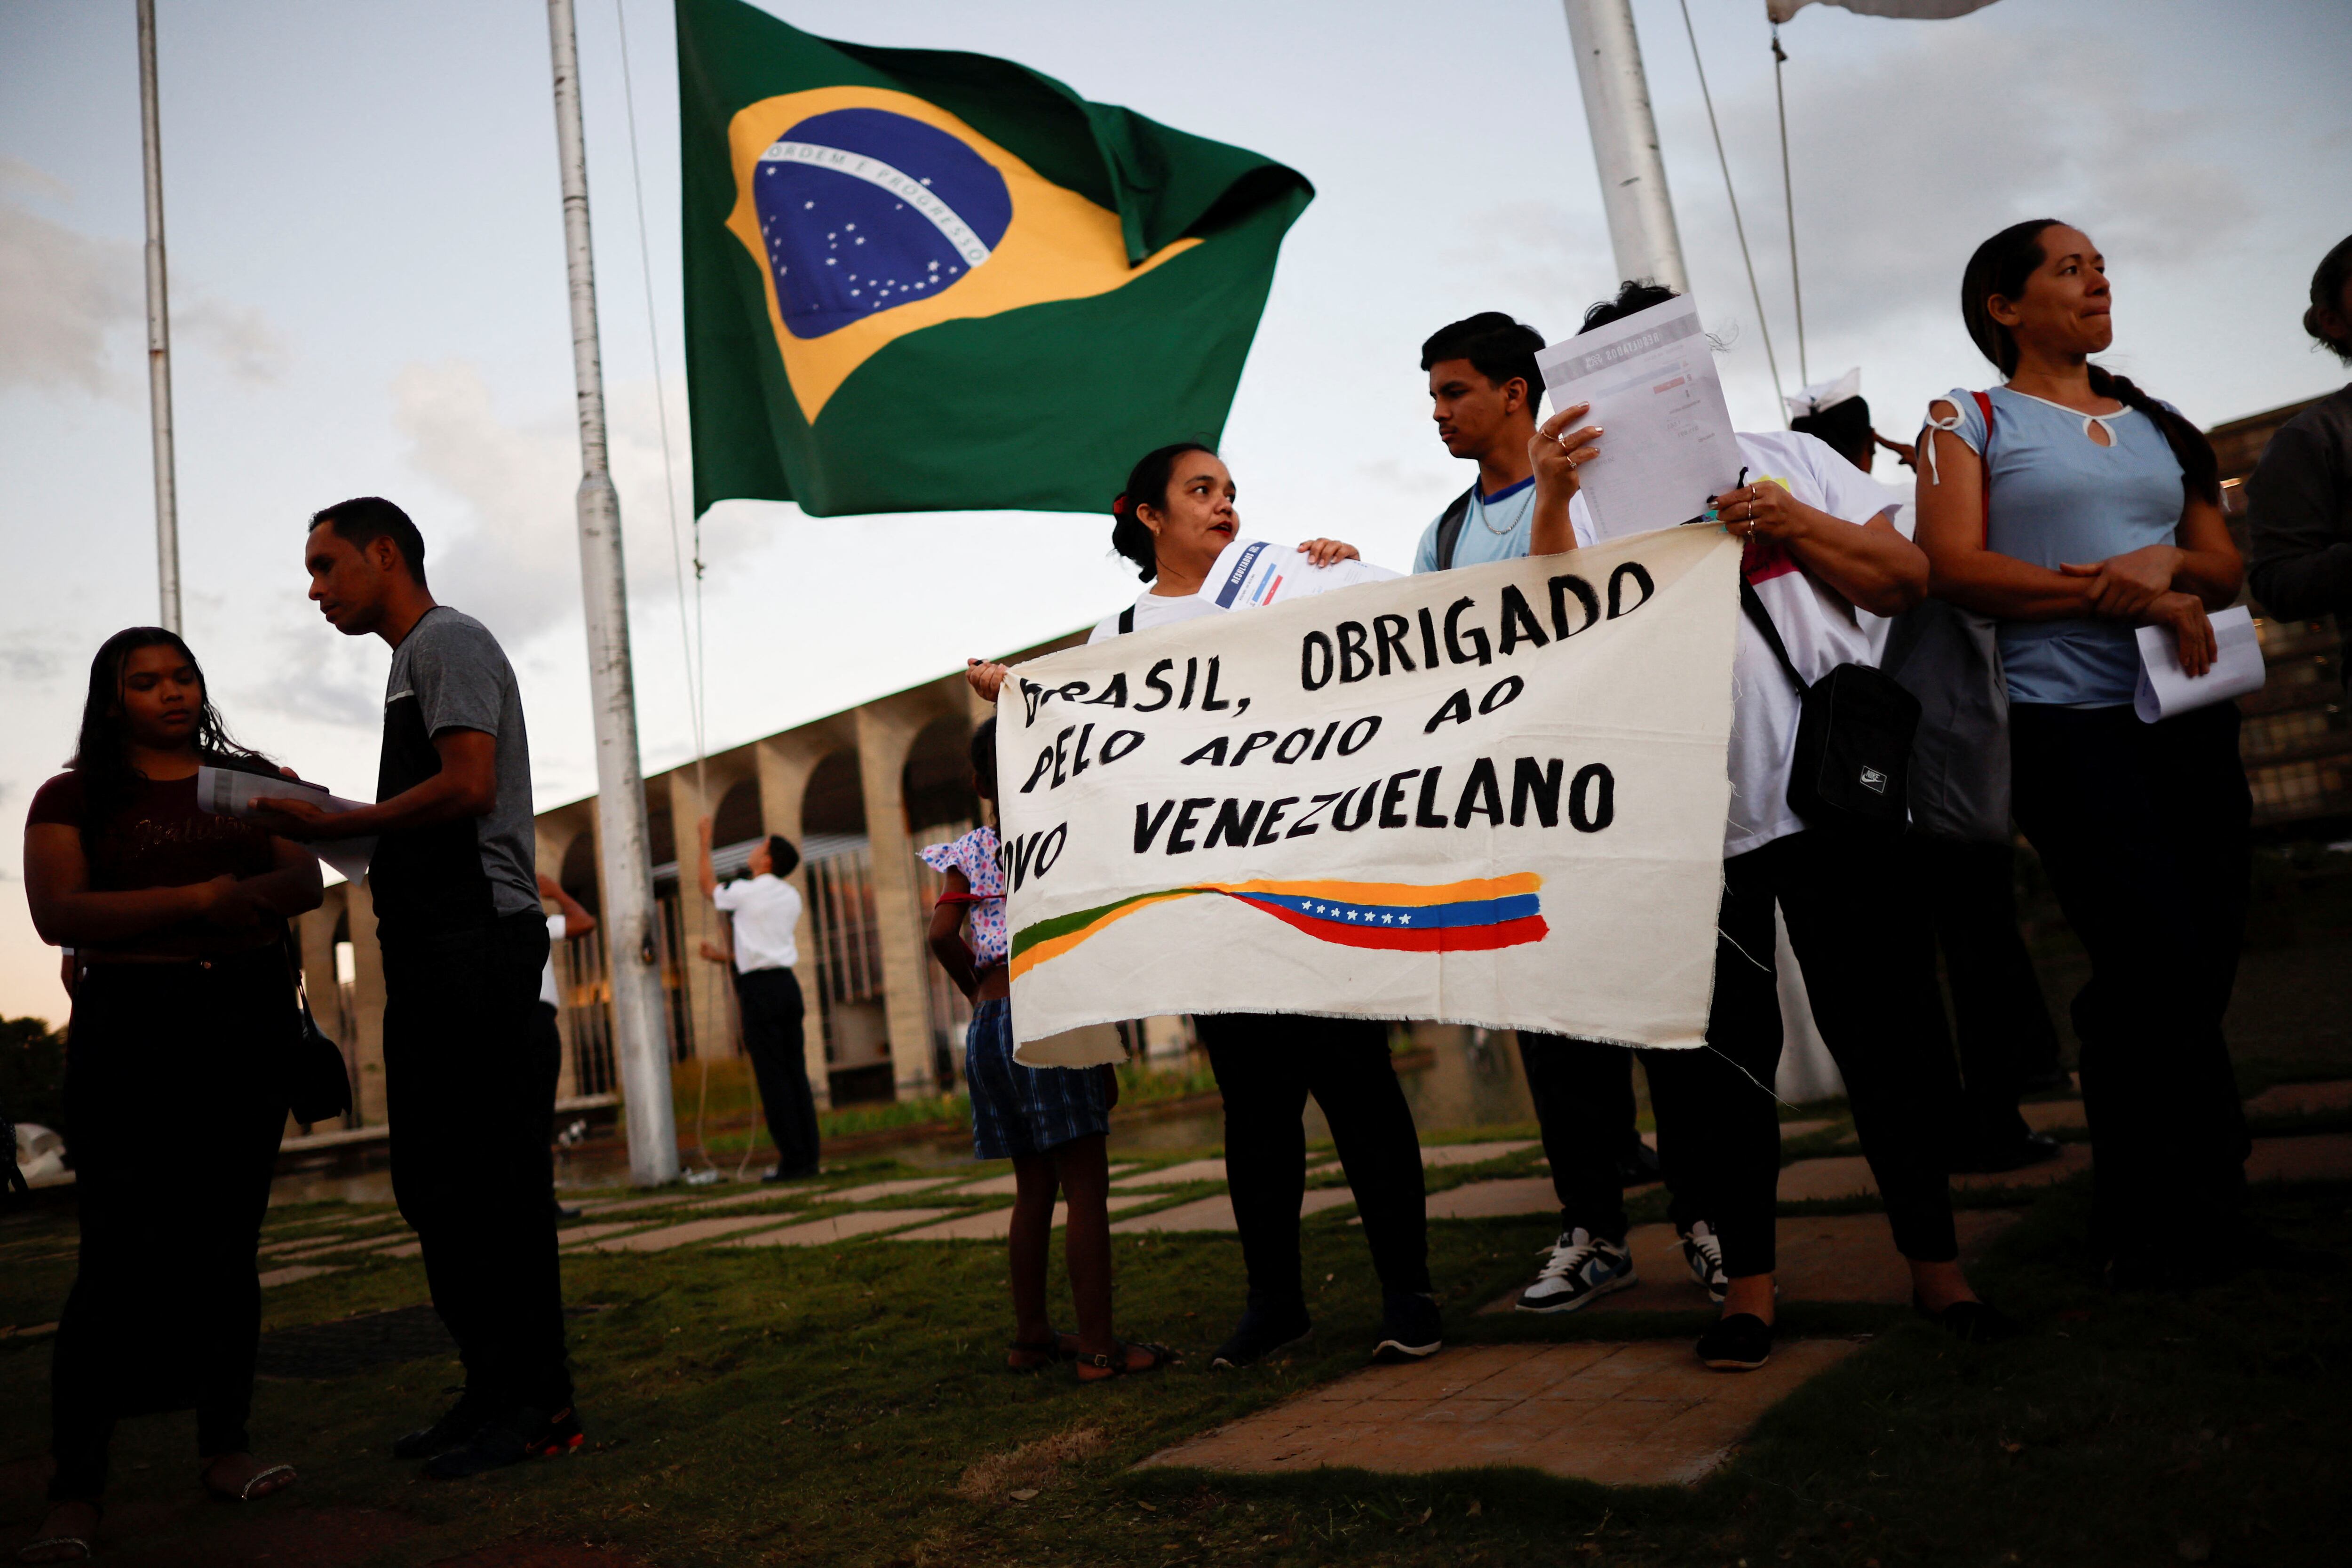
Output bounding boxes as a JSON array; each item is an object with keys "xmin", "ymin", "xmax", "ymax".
[
  {"xmin": 1773, "ymin": 24, "xmax": 1808, "ymax": 387},
  {"xmin": 1676, "ymin": 0, "xmax": 1786, "ymax": 424},
  {"xmin": 614, "ymin": 0, "xmax": 724, "ymax": 1173}
]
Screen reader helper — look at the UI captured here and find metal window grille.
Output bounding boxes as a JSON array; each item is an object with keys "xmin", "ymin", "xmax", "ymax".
[
  {"xmin": 803, "ymin": 838, "xmax": 883, "ymax": 1065},
  {"xmin": 909, "ymin": 823, "xmax": 976, "ymax": 1090}
]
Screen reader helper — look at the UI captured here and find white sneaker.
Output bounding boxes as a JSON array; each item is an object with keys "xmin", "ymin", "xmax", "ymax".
[
  {"xmin": 1516, "ymin": 1227, "xmax": 1637, "ymax": 1314},
  {"xmin": 1681, "ymin": 1220, "xmax": 1729, "ymax": 1303}
]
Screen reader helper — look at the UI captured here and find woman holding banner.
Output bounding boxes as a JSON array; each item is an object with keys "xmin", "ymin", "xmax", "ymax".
[
  {"xmin": 1915, "ymin": 221, "xmax": 2253, "ymax": 1290},
  {"xmin": 965, "ymin": 444, "xmax": 1441, "ymax": 1371},
  {"xmin": 1520, "ymin": 283, "xmax": 2010, "ymax": 1371}
]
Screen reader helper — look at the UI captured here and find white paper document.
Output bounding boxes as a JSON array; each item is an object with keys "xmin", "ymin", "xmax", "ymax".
[
  {"xmin": 1197, "ymin": 538, "xmax": 1401, "ymax": 611},
  {"xmin": 1534, "ymin": 293, "xmax": 1742, "ymax": 541},
  {"xmin": 195, "ymin": 765, "xmax": 377, "ymax": 885},
  {"xmin": 2134, "ymin": 606, "xmax": 2266, "ymax": 723}
]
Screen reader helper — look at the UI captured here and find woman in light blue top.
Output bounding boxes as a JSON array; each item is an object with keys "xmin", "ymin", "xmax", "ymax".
[{"xmin": 1915, "ymin": 219, "xmax": 2252, "ymax": 1291}]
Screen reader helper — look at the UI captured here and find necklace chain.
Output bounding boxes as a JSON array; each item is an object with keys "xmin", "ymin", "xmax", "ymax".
[{"xmin": 1476, "ymin": 491, "xmax": 1513, "ymax": 536}]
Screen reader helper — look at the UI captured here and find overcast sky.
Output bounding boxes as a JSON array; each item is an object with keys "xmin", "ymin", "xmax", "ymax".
[{"xmin": 3, "ymin": 0, "xmax": 2348, "ymax": 1022}]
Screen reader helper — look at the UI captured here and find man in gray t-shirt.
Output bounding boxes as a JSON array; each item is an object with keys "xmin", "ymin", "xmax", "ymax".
[{"xmin": 267, "ymin": 496, "xmax": 580, "ymax": 1478}]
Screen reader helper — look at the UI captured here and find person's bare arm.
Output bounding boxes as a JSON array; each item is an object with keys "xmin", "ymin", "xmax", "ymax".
[
  {"xmin": 250, "ymin": 729, "xmax": 496, "ymax": 841},
  {"xmin": 694, "ymin": 818, "xmax": 721, "ymax": 904},
  {"xmin": 25, "ymin": 823, "xmax": 318, "ymax": 945},
  {"xmin": 925, "ymin": 868, "xmax": 982, "ymax": 1002},
  {"xmin": 1528, "ymin": 402, "xmax": 1600, "ymax": 557},
  {"xmin": 1719, "ymin": 482, "xmax": 1927, "ymax": 617},
  {"xmin": 538, "ymin": 871, "xmax": 595, "ymax": 939},
  {"xmin": 1915, "ymin": 420, "xmax": 2110, "ymax": 620}
]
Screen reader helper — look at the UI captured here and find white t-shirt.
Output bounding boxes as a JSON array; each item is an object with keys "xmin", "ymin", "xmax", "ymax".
[
  {"xmin": 713, "ymin": 873, "xmax": 802, "ymax": 972},
  {"xmin": 538, "ymin": 914, "xmax": 569, "ymax": 1009},
  {"xmin": 1716, "ymin": 431, "xmax": 1907, "ymax": 857},
  {"xmin": 1088, "ymin": 589, "xmax": 1223, "ymax": 644},
  {"xmin": 1854, "ymin": 476, "xmax": 1918, "ymax": 665}
]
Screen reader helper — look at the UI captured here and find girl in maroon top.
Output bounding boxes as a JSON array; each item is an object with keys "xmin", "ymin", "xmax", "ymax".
[{"xmin": 19, "ymin": 628, "xmax": 322, "ymax": 1560}]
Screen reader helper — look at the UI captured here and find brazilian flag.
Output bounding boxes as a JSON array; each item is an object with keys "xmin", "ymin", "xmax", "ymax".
[{"xmin": 676, "ymin": 0, "xmax": 1314, "ymax": 517}]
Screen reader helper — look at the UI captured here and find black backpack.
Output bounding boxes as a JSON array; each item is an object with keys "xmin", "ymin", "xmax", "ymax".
[
  {"xmin": 1431, "ymin": 485, "xmax": 1478, "ymax": 572},
  {"xmin": 1740, "ymin": 579, "xmax": 1921, "ymax": 835}
]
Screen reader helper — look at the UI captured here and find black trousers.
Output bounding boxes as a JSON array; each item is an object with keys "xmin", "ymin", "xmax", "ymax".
[
  {"xmin": 2009, "ymin": 701, "xmax": 2252, "ymax": 1260},
  {"xmin": 1523, "ymin": 828, "xmax": 1960, "ymax": 1277},
  {"xmin": 531, "ymin": 1001, "xmax": 563, "ymax": 1155},
  {"xmin": 1196, "ymin": 1013, "xmax": 1430, "ymax": 1306},
  {"xmin": 734, "ymin": 967, "xmax": 821, "ymax": 1177},
  {"xmin": 50, "ymin": 953, "xmax": 289, "ymax": 1501},
  {"xmin": 381, "ymin": 912, "xmax": 572, "ymax": 1413},
  {"xmin": 1908, "ymin": 837, "xmax": 2065, "ymax": 1148}
]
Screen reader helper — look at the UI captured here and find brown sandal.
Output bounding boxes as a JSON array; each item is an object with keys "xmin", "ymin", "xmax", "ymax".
[{"xmin": 1076, "ymin": 1340, "xmax": 1179, "ymax": 1383}]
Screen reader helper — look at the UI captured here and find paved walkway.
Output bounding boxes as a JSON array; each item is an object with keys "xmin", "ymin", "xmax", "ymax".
[{"xmin": 1138, "ymin": 1338, "xmax": 1861, "ymax": 1484}]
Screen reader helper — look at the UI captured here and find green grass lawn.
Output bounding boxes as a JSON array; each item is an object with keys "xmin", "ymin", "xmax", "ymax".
[{"xmin": 4, "ymin": 1135, "xmax": 2349, "ymax": 1567}]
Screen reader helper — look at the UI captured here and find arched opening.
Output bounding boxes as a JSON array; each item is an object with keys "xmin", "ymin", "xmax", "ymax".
[
  {"xmin": 714, "ymin": 778, "xmax": 764, "ymax": 847},
  {"xmin": 902, "ymin": 714, "xmax": 978, "ymax": 831},
  {"xmin": 559, "ymin": 832, "xmax": 601, "ymax": 917},
  {"xmin": 802, "ymin": 750, "xmax": 867, "ymax": 837}
]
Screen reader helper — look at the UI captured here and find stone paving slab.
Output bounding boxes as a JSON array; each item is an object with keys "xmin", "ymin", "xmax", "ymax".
[
  {"xmin": 2244, "ymin": 1081, "xmax": 2352, "ymax": 1118},
  {"xmin": 1424, "ymin": 1177, "xmax": 1559, "ymax": 1221},
  {"xmin": 257, "ymin": 1264, "xmax": 346, "ymax": 1289},
  {"xmin": 1420, "ymin": 1140, "xmax": 1539, "ymax": 1169},
  {"xmin": 722, "ymin": 1208, "xmax": 961, "ymax": 1247},
  {"xmin": 884, "ymin": 1194, "xmax": 1159, "ymax": 1242},
  {"xmin": 2245, "ymin": 1131, "xmax": 2352, "ymax": 1183},
  {"xmin": 1111, "ymin": 1158, "xmax": 1230, "ymax": 1190},
  {"xmin": 685, "ymin": 1187, "xmax": 810, "ymax": 1213},
  {"xmin": 376, "ymin": 1241, "xmax": 423, "ymax": 1258},
  {"xmin": 1479, "ymin": 1210, "xmax": 2024, "ymax": 1314},
  {"xmin": 574, "ymin": 1194, "xmax": 699, "ymax": 1218},
  {"xmin": 580, "ymin": 1213, "xmax": 825, "ymax": 1253},
  {"xmin": 2022, "ymin": 1100, "xmax": 2088, "ymax": 1132},
  {"xmin": 824, "ymin": 1177, "xmax": 963, "ymax": 1205},
  {"xmin": 554, "ymin": 1221, "xmax": 650, "ymax": 1246},
  {"xmin": 1136, "ymin": 1337, "xmax": 1861, "ymax": 1484},
  {"xmin": 1778, "ymin": 1141, "xmax": 2094, "ymax": 1202},
  {"xmin": 1109, "ymin": 1187, "xmax": 1357, "ymax": 1235},
  {"xmin": 259, "ymin": 1233, "xmax": 345, "ymax": 1256},
  {"xmin": 1777, "ymin": 1119, "xmax": 1836, "ymax": 1140}
]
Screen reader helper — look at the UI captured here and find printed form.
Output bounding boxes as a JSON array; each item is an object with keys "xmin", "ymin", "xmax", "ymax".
[
  {"xmin": 2134, "ymin": 607, "xmax": 2266, "ymax": 723},
  {"xmin": 1197, "ymin": 539, "xmax": 1401, "ymax": 611},
  {"xmin": 1534, "ymin": 293, "xmax": 1742, "ymax": 541}
]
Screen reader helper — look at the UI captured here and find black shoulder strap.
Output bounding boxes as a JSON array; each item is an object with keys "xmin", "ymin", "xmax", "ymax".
[
  {"xmin": 1432, "ymin": 485, "xmax": 1478, "ymax": 572},
  {"xmin": 1116, "ymin": 605, "xmax": 1135, "ymax": 636},
  {"xmin": 1737, "ymin": 575, "xmax": 1809, "ymax": 696}
]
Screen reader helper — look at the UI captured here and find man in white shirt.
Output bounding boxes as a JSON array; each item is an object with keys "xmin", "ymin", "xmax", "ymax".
[
  {"xmin": 696, "ymin": 819, "xmax": 819, "ymax": 1182},
  {"xmin": 534, "ymin": 874, "xmax": 596, "ymax": 1218}
]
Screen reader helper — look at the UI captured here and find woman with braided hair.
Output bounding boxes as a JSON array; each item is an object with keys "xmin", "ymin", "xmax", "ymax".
[{"xmin": 1914, "ymin": 220, "xmax": 2252, "ymax": 1289}]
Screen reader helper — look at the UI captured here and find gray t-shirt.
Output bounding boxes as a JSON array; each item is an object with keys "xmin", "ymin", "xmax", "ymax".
[{"xmin": 371, "ymin": 606, "xmax": 539, "ymax": 934}]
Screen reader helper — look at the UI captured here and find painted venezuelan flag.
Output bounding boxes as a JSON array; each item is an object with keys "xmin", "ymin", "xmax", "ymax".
[{"xmin": 1009, "ymin": 875, "xmax": 1546, "ymax": 981}]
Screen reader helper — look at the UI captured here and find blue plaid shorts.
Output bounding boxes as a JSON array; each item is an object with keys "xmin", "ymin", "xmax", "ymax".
[{"xmin": 964, "ymin": 999, "xmax": 1110, "ymax": 1160}]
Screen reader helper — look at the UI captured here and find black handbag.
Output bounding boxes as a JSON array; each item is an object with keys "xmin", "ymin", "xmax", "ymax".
[
  {"xmin": 283, "ymin": 942, "xmax": 354, "ymax": 1127},
  {"xmin": 1740, "ymin": 577, "xmax": 1921, "ymax": 835}
]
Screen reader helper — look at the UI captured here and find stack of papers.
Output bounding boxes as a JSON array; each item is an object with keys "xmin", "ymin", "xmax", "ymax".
[
  {"xmin": 2133, "ymin": 605, "xmax": 2267, "ymax": 722},
  {"xmin": 196, "ymin": 765, "xmax": 376, "ymax": 884}
]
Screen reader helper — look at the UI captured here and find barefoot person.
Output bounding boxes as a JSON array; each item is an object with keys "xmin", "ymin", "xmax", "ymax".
[
  {"xmin": 261, "ymin": 497, "xmax": 581, "ymax": 1475},
  {"xmin": 923, "ymin": 718, "xmax": 1175, "ymax": 1382},
  {"xmin": 1916, "ymin": 223, "xmax": 2251, "ymax": 1289},
  {"xmin": 21, "ymin": 629, "xmax": 323, "ymax": 1560},
  {"xmin": 973, "ymin": 445, "xmax": 1438, "ymax": 1368}
]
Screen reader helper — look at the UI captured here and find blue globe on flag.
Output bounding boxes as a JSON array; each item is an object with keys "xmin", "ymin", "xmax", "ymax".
[{"xmin": 752, "ymin": 108, "xmax": 1015, "ymax": 340}]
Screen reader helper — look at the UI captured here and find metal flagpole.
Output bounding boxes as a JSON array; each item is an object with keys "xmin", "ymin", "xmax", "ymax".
[
  {"xmin": 136, "ymin": 0, "xmax": 181, "ymax": 633},
  {"xmin": 1559, "ymin": 0, "xmax": 1690, "ymax": 294},
  {"xmin": 546, "ymin": 0, "xmax": 680, "ymax": 1186}
]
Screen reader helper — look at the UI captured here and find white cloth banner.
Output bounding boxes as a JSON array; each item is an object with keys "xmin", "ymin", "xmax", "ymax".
[{"xmin": 996, "ymin": 526, "xmax": 1744, "ymax": 1062}]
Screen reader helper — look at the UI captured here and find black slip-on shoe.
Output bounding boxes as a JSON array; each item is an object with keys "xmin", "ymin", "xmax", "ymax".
[
  {"xmin": 391, "ymin": 1393, "xmax": 491, "ymax": 1461},
  {"xmin": 1209, "ymin": 1300, "xmax": 1312, "ymax": 1370},
  {"xmin": 1694, "ymin": 1313, "xmax": 1773, "ymax": 1372},
  {"xmin": 1372, "ymin": 1292, "xmax": 1444, "ymax": 1363},
  {"xmin": 421, "ymin": 1405, "xmax": 584, "ymax": 1480}
]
